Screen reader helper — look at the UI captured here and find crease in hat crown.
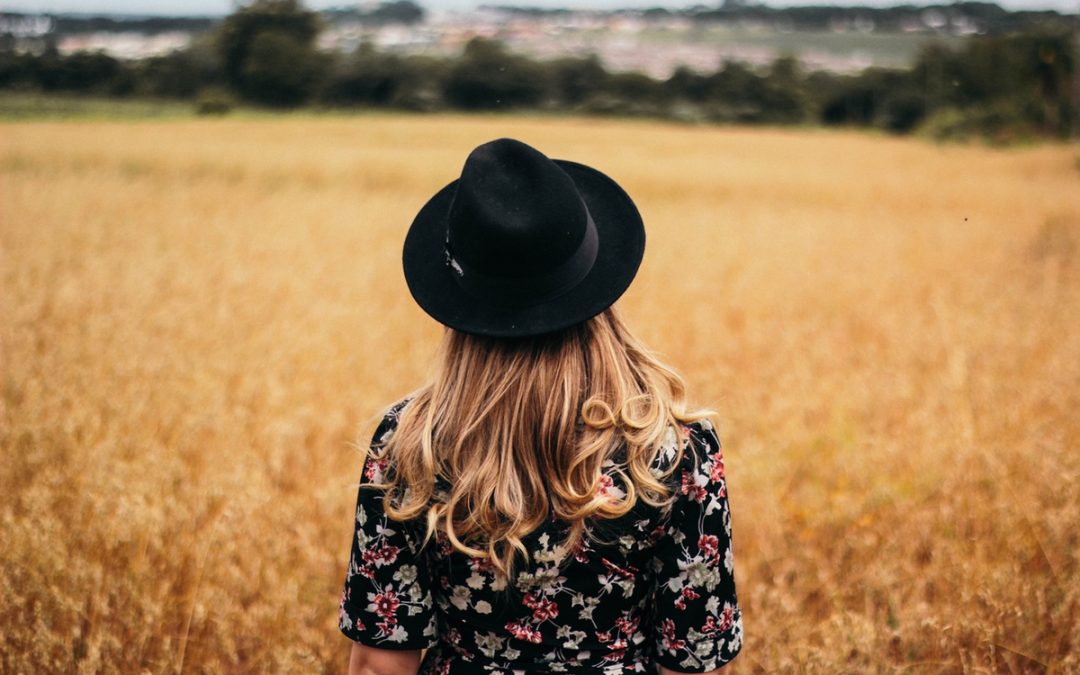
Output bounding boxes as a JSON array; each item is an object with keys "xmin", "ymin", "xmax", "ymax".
[{"xmin": 442, "ymin": 138, "xmax": 599, "ymax": 305}]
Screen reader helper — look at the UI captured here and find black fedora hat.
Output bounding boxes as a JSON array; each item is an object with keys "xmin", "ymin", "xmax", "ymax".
[{"xmin": 402, "ymin": 138, "xmax": 645, "ymax": 338}]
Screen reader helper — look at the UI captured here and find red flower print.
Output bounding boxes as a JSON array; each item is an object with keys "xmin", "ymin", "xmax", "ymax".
[
  {"xmin": 701, "ymin": 616, "xmax": 718, "ymax": 635},
  {"xmin": 602, "ymin": 648, "xmax": 627, "ymax": 662},
  {"xmin": 718, "ymin": 604, "xmax": 735, "ymax": 632},
  {"xmin": 601, "ymin": 558, "xmax": 639, "ymax": 580},
  {"xmin": 597, "ymin": 630, "xmax": 612, "ymax": 643},
  {"xmin": 364, "ymin": 457, "xmax": 389, "ymax": 482},
  {"xmin": 680, "ymin": 470, "xmax": 707, "ymax": 503},
  {"xmin": 676, "ymin": 586, "xmax": 700, "ymax": 610},
  {"xmin": 523, "ymin": 592, "xmax": 540, "ymax": 609},
  {"xmin": 699, "ymin": 534, "xmax": 721, "ymax": 563},
  {"xmin": 572, "ymin": 538, "xmax": 589, "ymax": 563},
  {"xmin": 708, "ymin": 452, "xmax": 725, "ymax": 482},
  {"xmin": 362, "ymin": 541, "xmax": 400, "ymax": 567},
  {"xmin": 379, "ymin": 543, "xmax": 401, "ymax": 564},
  {"xmin": 661, "ymin": 618, "xmax": 686, "ymax": 651},
  {"xmin": 532, "ymin": 597, "xmax": 559, "ymax": 621},
  {"xmin": 446, "ymin": 628, "xmax": 474, "ymax": 658},
  {"xmin": 436, "ymin": 530, "xmax": 454, "ymax": 556},
  {"xmin": 597, "ymin": 474, "xmax": 615, "ymax": 496},
  {"xmin": 376, "ymin": 620, "xmax": 396, "ymax": 635},
  {"xmin": 379, "ymin": 542, "xmax": 401, "ymax": 565},
  {"xmin": 615, "ymin": 614, "xmax": 639, "ymax": 635},
  {"xmin": 373, "ymin": 591, "xmax": 400, "ymax": 619},
  {"xmin": 506, "ymin": 619, "xmax": 543, "ymax": 643}
]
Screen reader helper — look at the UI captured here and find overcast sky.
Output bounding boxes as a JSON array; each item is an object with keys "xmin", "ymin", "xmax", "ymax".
[{"xmin": 3, "ymin": 0, "xmax": 1078, "ymax": 16}]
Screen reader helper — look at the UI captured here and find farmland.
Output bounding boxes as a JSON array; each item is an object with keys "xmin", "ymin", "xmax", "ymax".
[{"xmin": 1, "ymin": 114, "xmax": 1078, "ymax": 672}]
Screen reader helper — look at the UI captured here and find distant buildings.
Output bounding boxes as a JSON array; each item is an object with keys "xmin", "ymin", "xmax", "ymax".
[
  {"xmin": 56, "ymin": 32, "xmax": 192, "ymax": 59},
  {"xmin": 0, "ymin": 4, "xmax": 1057, "ymax": 76}
]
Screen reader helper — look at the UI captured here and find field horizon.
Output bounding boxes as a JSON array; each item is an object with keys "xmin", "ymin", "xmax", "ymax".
[{"xmin": 2, "ymin": 114, "xmax": 1078, "ymax": 673}]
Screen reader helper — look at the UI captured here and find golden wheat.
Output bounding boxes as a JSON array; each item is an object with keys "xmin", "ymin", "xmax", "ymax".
[{"xmin": 1, "ymin": 114, "xmax": 1078, "ymax": 673}]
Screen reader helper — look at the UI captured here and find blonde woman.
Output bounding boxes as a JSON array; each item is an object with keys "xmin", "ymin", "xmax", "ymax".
[{"xmin": 339, "ymin": 139, "xmax": 742, "ymax": 675}]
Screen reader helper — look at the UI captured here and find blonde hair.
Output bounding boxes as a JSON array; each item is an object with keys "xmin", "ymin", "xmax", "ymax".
[{"xmin": 369, "ymin": 306, "xmax": 709, "ymax": 581}]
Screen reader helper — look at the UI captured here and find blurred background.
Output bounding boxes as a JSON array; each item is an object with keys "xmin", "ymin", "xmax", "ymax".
[
  {"xmin": 1, "ymin": 0, "xmax": 1078, "ymax": 139},
  {"xmin": 1, "ymin": 1, "xmax": 1078, "ymax": 673}
]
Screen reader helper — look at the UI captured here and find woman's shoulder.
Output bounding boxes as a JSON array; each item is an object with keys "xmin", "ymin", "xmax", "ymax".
[
  {"xmin": 685, "ymin": 417, "xmax": 721, "ymax": 456},
  {"xmin": 650, "ymin": 417, "xmax": 721, "ymax": 472},
  {"xmin": 368, "ymin": 396, "xmax": 414, "ymax": 451}
]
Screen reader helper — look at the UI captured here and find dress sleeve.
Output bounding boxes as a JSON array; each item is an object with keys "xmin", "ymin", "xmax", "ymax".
[
  {"xmin": 649, "ymin": 420, "xmax": 743, "ymax": 672},
  {"xmin": 338, "ymin": 405, "xmax": 438, "ymax": 649}
]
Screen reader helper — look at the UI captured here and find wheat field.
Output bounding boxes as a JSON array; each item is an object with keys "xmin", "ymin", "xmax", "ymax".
[{"xmin": 1, "ymin": 114, "xmax": 1078, "ymax": 673}]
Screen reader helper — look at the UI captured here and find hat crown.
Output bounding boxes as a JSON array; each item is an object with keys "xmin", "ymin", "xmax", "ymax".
[
  {"xmin": 401, "ymin": 136, "xmax": 645, "ymax": 337},
  {"xmin": 447, "ymin": 138, "xmax": 589, "ymax": 279}
]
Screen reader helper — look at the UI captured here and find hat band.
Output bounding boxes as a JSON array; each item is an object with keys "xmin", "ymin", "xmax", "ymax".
[{"xmin": 445, "ymin": 211, "xmax": 599, "ymax": 308}]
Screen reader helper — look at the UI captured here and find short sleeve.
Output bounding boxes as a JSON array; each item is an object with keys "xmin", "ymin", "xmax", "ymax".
[
  {"xmin": 338, "ymin": 403, "xmax": 438, "ymax": 649},
  {"xmin": 649, "ymin": 420, "xmax": 743, "ymax": 672}
]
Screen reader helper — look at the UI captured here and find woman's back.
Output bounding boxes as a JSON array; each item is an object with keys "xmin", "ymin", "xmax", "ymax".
[
  {"xmin": 339, "ymin": 400, "xmax": 742, "ymax": 674},
  {"xmin": 337, "ymin": 138, "xmax": 742, "ymax": 674}
]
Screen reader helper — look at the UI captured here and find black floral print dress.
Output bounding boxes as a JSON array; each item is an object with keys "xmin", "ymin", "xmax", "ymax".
[{"xmin": 339, "ymin": 400, "xmax": 743, "ymax": 673}]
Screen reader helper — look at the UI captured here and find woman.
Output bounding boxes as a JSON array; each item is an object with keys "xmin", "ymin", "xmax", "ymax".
[{"xmin": 339, "ymin": 138, "xmax": 742, "ymax": 674}]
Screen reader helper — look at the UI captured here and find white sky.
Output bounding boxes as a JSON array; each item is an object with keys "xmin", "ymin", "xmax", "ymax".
[{"xmin": 2, "ymin": 0, "xmax": 1077, "ymax": 16}]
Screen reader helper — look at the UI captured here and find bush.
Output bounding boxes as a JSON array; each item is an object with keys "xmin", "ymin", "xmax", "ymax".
[
  {"xmin": 443, "ymin": 38, "xmax": 549, "ymax": 110},
  {"xmin": 918, "ymin": 102, "xmax": 1040, "ymax": 144},
  {"xmin": 878, "ymin": 90, "xmax": 928, "ymax": 133},
  {"xmin": 320, "ymin": 45, "xmax": 407, "ymax": 106},
  {"xmin": 195, "ymin": 87, "xmax": 235, "ymax": 115}
]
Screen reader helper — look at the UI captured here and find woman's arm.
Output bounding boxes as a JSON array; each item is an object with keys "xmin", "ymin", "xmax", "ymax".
[{"xmin": 347, "ymin": 642, "xmax": 421, "ymax": 675}]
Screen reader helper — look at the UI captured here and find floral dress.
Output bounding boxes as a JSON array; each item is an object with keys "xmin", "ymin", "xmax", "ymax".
[{"xmin": 339, "ymin": 400, "xmax": 743, "ymax": 673}]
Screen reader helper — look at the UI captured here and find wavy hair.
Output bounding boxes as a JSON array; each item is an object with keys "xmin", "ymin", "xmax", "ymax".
[{"xmin": 368, "ymin": 306, "xmax": 710, "ymax": 581}]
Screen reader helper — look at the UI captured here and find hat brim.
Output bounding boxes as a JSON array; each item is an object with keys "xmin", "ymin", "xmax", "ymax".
[{"xmin": 402, "ymin": 159, "xmax": 645, "ymax": 338}]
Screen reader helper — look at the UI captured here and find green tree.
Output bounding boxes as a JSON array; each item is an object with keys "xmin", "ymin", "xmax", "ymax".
[
  {"xmin": 321, "ymin": 43, "xmax": 409, "ymax": 106},
  {"xmin": 443, "ymin": 38, "xmax": 549, "ymax": 110},
  {"xmin": 217, "ymin": 0, "xmax": 323, "ymax": 105},
  {"xmin": 549, "ymin": 55, "xmax": 608, "ymax": 106}
]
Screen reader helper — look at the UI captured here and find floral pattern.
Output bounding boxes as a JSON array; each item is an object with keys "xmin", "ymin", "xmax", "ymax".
[{"xmin": 340, "ymin": 400, "xmax": 742, "ymax": 673}]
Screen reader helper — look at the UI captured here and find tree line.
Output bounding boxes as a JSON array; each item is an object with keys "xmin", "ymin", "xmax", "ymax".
[{"xmin": 0, "ymin": 0, "xmax": 1075, "ymax": 141}]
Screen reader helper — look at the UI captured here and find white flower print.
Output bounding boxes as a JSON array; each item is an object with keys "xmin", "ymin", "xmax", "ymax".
[
  {"xmin": 683, "ymin": 559, "xmax": 721, "ymax": 591},
  {"xmin": 466, "ymin": 572, "xmax": 486, "ymax": 590},
  {"xmin": 394, "ymin": 564, "xmax": 418, "ymax": 585},
  {"xmin": 475, "ymin": 631, "xmax": 506, "ymax": 657},
  {"xmin": 705, "ymin": 596, "xmax": 720, "ymax": 615},
  {"xmin": 449, "ymin": 586, "xmax": 471, "ymax": 610},
  {"xmin": 388, "ymin": 625, "xmax": 409, "ymax": 643}
]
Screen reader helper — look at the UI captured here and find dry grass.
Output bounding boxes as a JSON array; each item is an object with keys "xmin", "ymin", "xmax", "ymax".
[{"xmin": 1, "ymin": 114, "xmax": 1078, "ymax": 673}]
